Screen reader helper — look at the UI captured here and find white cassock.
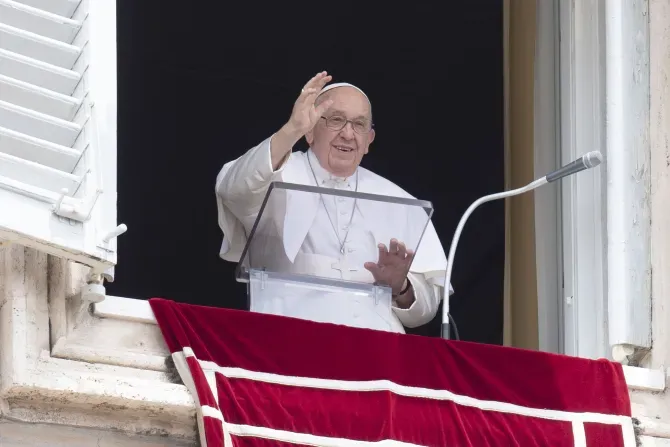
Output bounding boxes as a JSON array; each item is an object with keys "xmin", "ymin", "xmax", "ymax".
[{"xmin": 215, "ymin": 135, "xmax": 452, "ymax": 333}]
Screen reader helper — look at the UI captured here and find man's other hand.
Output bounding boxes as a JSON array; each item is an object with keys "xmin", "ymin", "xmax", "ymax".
[{"xmin": 364, "ymin": 238, "xmax": 413, "ymax": 296}]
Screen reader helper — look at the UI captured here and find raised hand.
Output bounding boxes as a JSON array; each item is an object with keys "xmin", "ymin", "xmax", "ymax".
[
  {"xmin": 286, "ymin": 71, "xmax": 334, "ymax": 137},
  {"xmin": 364, "ymin": 239, "xmax": 415, "ymax": 296},
  {"xmin": 270, "ymin": 72, "xmax": 334, "ymax": 170}
]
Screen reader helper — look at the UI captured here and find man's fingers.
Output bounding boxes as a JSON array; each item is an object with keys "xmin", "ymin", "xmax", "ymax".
[
  {"xmin": 303, "ymin": 72, "xmax": 331, "ymax": 92},
  {"xmin": 297, "ymin": 72, "xmax": 333, "ymax": 115},
  {"xmin": 317, "ymin": 76, "xmax": 332, "ymax": 91},
  {"xmin": 397, "ymin": 241, "xmax": 407, "ymax": 258},
  {"xmin": 377, "ymin": 243, "xmax": 388, "ymax": 264},
  {"xmin": 364, "ymin": 262, "xmax": 382, "ymax": 278},
  {"xmin": 389, "ymin": 239, "xmax": 398, "ymax": 254},
  {"xmin": 378, "ymin": 242, "xmax": 388, "ymax": 256},
  {"xmin": 302, "ymin": 72, "xmax": 323, "ymax": 91},
  {"xmin": 313, "ymin": 72, "xmax": 332, "ymax": 90},
  {"xmin": 297, "ymin": 87, "xmax": 318, "ymax": 102},
  {"xmin": 405, "ymin": 249, "xmax": 415, "ymax": 266},
  {"xmin": 314, "ymin": 99, "xmax": 334, "ymax": 117}
]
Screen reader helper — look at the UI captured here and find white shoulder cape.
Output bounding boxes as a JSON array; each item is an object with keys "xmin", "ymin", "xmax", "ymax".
[{"xmin": 216, "ymin": 141, "xmax": 449, "ymax": 287}]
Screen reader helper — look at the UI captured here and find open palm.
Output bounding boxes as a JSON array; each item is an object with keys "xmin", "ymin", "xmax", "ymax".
[
  {"xmin": 288, "ymin": 72, "xmax": 334, "ymax": 135},
  {"xmin": 364, "ymin": 239, "xmax": 414, "ymax": 295}
]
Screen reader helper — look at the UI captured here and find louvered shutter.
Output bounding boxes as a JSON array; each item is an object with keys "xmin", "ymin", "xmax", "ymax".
[{"xmin": 0, "ymin": 0, "xmax": 121, "ymax": 272}]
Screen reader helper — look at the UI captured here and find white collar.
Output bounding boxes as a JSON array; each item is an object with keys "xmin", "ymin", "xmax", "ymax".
[{"xmin": 306, "ymin": 149, "xmax": 356, "ymax": 188}]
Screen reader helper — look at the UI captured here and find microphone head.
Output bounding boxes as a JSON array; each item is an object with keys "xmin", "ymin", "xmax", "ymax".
[{"xmin": 583, "ymin": 151, "xmax": 603, "ymax": 168}]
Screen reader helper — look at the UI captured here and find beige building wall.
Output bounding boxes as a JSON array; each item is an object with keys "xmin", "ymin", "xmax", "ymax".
[
  {"xmin": 503, "ymin": 0, "xmax": 539, "ymax": 350},
  {"xmin": 630, "ymin": 0, "xmax": 670, "ymax": 434},
  {"xmin": 647, "ymin": 0, "xmax": 670, "ymax": 374}
]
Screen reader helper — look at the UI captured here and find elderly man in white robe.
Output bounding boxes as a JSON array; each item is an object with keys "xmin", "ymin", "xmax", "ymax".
[{"xmin": 216, "ymin": 71, "xmax": 450, "ymax": 333}]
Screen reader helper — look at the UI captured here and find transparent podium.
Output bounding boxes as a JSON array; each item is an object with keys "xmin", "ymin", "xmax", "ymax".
[{"xmin": 235, "ymin": 181, "xmax": 434, "ymax": 331}]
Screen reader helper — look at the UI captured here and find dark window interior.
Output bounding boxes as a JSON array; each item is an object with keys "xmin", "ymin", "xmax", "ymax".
[{"xmin": 109, "ymin": 0, "xmax": 506, "ymax": 344}]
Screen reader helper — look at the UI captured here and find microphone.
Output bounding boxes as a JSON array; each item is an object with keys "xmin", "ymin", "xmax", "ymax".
[
  {"xmin": 441, "ymin": 151, "xmax": 603, "ymax": 340},
  {"xmin": 546, "ymin": 151, "xmax": 603, "ymax": 182}
]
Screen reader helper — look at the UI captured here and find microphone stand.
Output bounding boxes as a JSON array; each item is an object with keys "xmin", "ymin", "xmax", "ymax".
[{"xmin": 441, "ymin": 151, "xmax": 603, "ymax": 340}]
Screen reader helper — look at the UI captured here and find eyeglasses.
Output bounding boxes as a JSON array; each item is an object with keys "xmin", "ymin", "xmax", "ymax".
[{"xmin": 320, "ymin": 115, "xmax": 374, "ymax": 134}]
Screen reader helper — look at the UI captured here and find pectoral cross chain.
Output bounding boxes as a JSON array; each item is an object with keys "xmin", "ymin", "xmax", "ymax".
[{"xmin": 331, "ymin": 256, "xmax": 358, "ymax": 280}]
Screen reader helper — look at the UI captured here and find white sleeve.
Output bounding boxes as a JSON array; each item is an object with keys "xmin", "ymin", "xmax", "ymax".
[
  {"xmin": 215, "ymin": 135, "xmax": 291, "ymax": 261},
  {"xmin": 216, "ymin": 135, "xmax": 290, "ymax": 203},
  {"xmin": 391, "ymin": 271, "xmax": 442, "ymax": 328}
]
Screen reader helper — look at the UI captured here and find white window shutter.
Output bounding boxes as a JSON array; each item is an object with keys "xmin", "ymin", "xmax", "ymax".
[{"xmin": 0, "ymin": 0, "xmax": 122, "ymax": 273}]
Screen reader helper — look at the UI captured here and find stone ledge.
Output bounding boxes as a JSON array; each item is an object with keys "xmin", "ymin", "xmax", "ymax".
[
  {"xmin": 94, "ymin": 295, "xmax": 158, "ymax": 325},
  {"xmin": 0, "ymin": 353, "xmax": 196, "ymax": 441},
  {"xmin": 638, "ymin": 437, "xmax": 670, "ymax": 447},
  {"xmin": 637, "ymin": 416, "xmax": 670, "ymax": 441},
  {"xmin": 93, "ymin": 296, "xmax": 669, "ymax": 393},
  {"xmin": 623, "ymin": 365, "xmax": 667, "ymax": 392},
  {"xmin": 0, "ymin": 417, "xmax": 197, "ymax": 447}
]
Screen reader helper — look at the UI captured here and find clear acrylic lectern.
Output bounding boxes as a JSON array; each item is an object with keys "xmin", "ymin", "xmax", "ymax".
[{"xmin": 235, "ymin": 181, "xmax": 434, "ymax": 331}]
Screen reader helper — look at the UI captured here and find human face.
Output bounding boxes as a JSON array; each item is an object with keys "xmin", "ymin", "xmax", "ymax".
[{"xmin": 305, "ymin": 86, "xmax": 375, "ymax": 178}]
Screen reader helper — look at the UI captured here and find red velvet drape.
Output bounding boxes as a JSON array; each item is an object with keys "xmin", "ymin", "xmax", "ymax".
[{"xmin": 150, "ymin": 298, "xmax": 634, "ymax": 447}]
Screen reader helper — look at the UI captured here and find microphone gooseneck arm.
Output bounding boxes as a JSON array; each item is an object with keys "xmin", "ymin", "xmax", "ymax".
[
  {"xmin": 440, "ymin": 150, "xmax": 603, "ymax": 340},
  {"xmin": 440, "ymin": 178, "xmax": 547, "ymax": 339}
]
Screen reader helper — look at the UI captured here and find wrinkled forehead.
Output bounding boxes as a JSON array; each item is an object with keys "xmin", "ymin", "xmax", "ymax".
[{"xmin": 318, "ymin": 84, "xmax": 372, "ymax": 119}]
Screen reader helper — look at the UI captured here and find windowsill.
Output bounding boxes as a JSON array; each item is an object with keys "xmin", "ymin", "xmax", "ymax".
[
  {"xmin": 2, "ymin": 308, "xmax": 196, "ymax": 442},
  {"xmin": 89, "ymin": 295, "xmax": 670, "ymax": 442},
  {"xmin": 4, "ymin": 352, "xmax": 195, "ymax": 429},
  {"xmin": 622, "ymin": 364, "xmax": 666, "ymax": 392},
  {"xmin": 93, "ymin": 295, "xmax": 159, "ymax": 324},
  {"xmin": 4, "ymin": 266, "xmax": 669, "ymax": 446},
  {"xmin": 92, "ymin": 296, "xmax": 667, "ymax": 393},
  {"xmin": 0, "ymin": 249, "xmax": 198, "ymax": 443}
]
